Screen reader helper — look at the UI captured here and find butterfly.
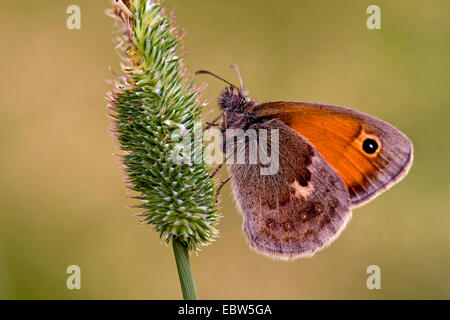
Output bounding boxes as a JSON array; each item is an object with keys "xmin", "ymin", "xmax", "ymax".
[{"xmin": 196, "ymin": 65, "xmax": 413, "ymax": 260}]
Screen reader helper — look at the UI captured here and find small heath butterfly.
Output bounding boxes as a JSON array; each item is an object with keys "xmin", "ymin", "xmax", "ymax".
[{"xmin": 197, "ymin": 65, "xmax": 413, "ymax": 260}]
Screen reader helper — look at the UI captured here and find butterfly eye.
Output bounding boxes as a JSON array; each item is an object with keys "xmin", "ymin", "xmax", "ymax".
[{"xmin": 362, "ymin": 138, "xmax": 379, "ymax": 154}]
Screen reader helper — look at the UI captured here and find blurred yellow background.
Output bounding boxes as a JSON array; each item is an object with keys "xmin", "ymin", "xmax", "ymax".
[{"xmin": 0, "ymin": 0, "xmax": 449, "ymax": 299}]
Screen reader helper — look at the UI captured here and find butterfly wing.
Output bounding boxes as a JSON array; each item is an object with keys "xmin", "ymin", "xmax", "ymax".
[
  {"xmin": 251, "ymin": 102, "xmax": 413, "ymax": 206},
  {"xmin": 228, "ymin": 118, "xmax": 351, "ymax": 259}
]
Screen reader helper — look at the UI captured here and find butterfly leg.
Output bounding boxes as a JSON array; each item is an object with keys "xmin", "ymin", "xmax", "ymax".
[
  {"xmin": 204, "ymin": 111, "xmax": 225, "ymax": 131},
  {"xmin": 210, "ymin": 162, "xmax": 225, "ymax": 178},
  {"xmin": 210, "ymin": 151, "xmax": 233, "ymax": 178},
  {"xmin": 216, "ymin": 177, "xmax": 231, "ymax": 197},
  {"xmin": 185, "ymin": 111, "xmax": 226, "ymax": 137},
  {"xmin": 205, "ymin": 121, "xmax": 220, "ymax": 128},
  {"xmin": 223, "ymin": 113, "xmax": 227, "ymax": 129}
]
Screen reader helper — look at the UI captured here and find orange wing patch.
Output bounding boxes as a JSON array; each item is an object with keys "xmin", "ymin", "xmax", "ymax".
[{"xmin": 286, "ymin": 111, "xmax": 386, "ymax": 196}]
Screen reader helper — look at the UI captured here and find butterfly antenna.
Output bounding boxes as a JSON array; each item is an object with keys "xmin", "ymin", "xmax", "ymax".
[
  {"xmin": 195, "ymin": 70, "xmax": 238, "ymax": 90},
  {"xmin": 230, "ymin": 64, "xmax": 244, "ymax": 90}
]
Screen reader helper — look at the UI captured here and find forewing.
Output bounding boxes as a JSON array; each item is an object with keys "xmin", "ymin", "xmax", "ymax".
[{"xmin": 252, "ymin": 102, "xmax": 413, "ymax": 206}]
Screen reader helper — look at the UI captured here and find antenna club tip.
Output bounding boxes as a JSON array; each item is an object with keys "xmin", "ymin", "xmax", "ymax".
[{"xmin": 193, "ymin": 68, "xmax": 239, "ymax": 89}]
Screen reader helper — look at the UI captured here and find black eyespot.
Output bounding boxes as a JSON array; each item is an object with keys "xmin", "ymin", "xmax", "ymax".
[{"xmin": 362, "ymin": 138, "xmax": 379, "ymax": 154}]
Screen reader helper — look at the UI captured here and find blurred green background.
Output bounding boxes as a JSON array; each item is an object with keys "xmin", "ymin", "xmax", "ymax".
[{"xmin": 0, "ymin": 0, "xmax": 449, "ymax": 299}]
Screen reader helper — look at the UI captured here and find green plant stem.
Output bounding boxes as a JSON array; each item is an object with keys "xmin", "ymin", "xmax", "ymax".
[{"xmin": 172, "ymin": 239, "xmax": 198, "ymax": 300}]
